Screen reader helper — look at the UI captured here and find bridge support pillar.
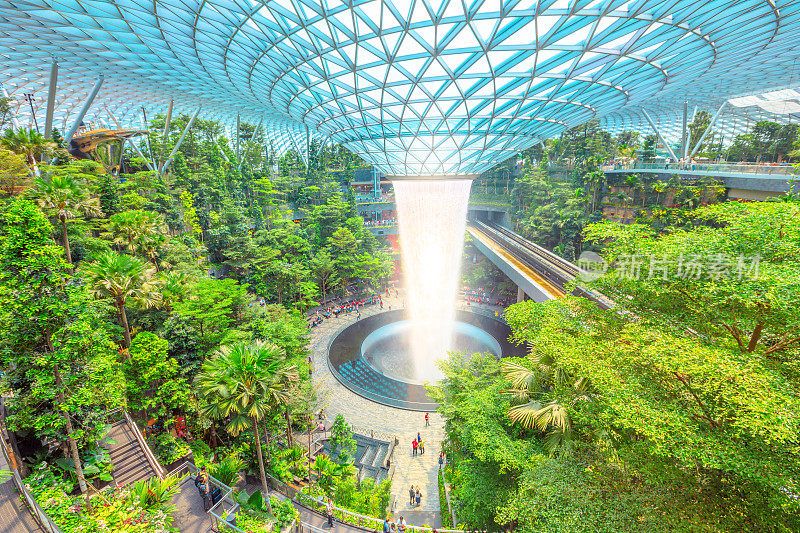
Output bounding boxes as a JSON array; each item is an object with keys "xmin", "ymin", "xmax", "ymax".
[{"xmin": 517, "ymin": 286, "xmax": 526, "ymax": 303}]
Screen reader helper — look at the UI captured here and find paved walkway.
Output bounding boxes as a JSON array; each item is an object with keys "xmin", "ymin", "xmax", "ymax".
[
  {"xmin": 310, "ymin": 292, "xmax": 444, "ymax": 527},
  {"xmin": 172, "ymin": 477, "xmax": 215, "ymax": 533},
  {"xmin": 0, "ymin": 453, "xmax": 44, "ymax": 533}
]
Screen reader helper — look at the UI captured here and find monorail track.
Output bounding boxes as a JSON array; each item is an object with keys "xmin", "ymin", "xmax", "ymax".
[{"xmin": 467, "ymin": 220, "xmax": 612, "ymax": 309}]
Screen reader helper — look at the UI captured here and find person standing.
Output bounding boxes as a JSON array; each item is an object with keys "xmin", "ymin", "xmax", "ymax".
[
  {"xmin": 415, "ymin": 487, "xmax": 422, "ymax": 508},
  {"xmin": 418, "ymin": 439, "xmax": 425, "ymax": 454},
  {"xmin": 416, "ymin": 432, "xmax": 421, "ymax": 443},
  {"xmin": 424, "ymin": 412, "xmax": 430, "ymax": 426},
  {"xmin": 195, "ymin": 466, "xmax": 212, "ymax": 511},
  {"xmin": 384, "ymin": 517, "xmax": 391, "ymax": 533},
  {"xmin": 409, "ymin": 485, "xmax": 415, "ymax": 505},
  {"xmin": 412, "ymin": 438, "xmax": 418, "ymax": 456},
  {"xmin": 326, "ymin": 497, "xmax": 335, "ymax": 528}
]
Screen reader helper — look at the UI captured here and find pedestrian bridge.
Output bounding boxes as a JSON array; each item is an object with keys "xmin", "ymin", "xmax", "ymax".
[
  {"xmin": 604, "ymin": 163, "xmax": 795, "ymax": 195},
  {"xmin": 466, "ymin": 221, "xmax": 611, "ymax": 308}
]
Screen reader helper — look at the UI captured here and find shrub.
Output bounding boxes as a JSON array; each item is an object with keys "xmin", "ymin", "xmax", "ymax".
[
  {"xmin": 438, "ymin": 468, "xmax": 453, "ymax": 528},
  {"xmin": 208, "ymin": 453, "xmax": 245, "ymax": 486},
  {"xmin": 26, "ymin": 464, "xmax": 178, "ymax": 532}
]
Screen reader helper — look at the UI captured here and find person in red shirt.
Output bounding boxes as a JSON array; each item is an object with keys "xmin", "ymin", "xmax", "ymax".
[{"xmin": 412, "ymin": 439, "xmax": 418, "ymax": 456}]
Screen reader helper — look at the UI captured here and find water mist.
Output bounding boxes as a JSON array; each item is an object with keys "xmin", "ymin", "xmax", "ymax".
[{"xmin": 391, "ymin": 178, "xmax": 473, "ymax": 382}]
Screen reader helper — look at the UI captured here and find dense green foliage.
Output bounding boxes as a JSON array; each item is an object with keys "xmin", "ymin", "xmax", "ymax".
[
  {"xmin": 433, "ymin": 200, "xmax": 800, "ymax": 532},
  {"xmin": 0, "ymin": 118, "xmax": 392, "ymax": 524}
]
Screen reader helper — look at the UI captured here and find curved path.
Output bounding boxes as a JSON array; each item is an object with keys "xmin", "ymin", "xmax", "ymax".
[
  {"xmin": 0, "ymin": 453, "xmax": 44, "ymax": 532},
  {"xmin": 309, "ymin": 291, "xmax": 445, "ymax": 527}
]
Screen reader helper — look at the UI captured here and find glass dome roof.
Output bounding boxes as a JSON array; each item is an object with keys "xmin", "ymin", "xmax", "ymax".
[{"xmin": 1, "ymin": 0, "xmax": 800, "ymax": 174}]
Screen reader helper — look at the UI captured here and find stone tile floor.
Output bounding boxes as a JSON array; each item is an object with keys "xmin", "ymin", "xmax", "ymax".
[{"xmin": 309, "ymin": 292, "xmax": 444, "ymax": 527}]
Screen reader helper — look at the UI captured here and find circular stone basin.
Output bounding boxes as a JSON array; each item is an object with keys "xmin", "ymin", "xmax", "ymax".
[
  {"xmin": 361, "ymin": 320, "xmax": 502, "ymax": 384},
  {"xmin": 327, "ymin": 309, "xmax": 526, "ymax": 411}
]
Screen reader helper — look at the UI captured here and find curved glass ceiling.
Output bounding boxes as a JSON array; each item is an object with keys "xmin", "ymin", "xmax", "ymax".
[{"xmin": 1, "ymin": 1, "xmax": 800, "ymax": 175}]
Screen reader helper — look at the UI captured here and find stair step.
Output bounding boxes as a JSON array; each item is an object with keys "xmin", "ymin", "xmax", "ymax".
[{"xmin": 360, "ymin": 445, "xmax": 376, "ymax": 466}]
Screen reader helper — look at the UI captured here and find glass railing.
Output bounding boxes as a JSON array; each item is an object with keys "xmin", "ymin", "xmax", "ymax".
[
  {"xmin": 605, "ymin": 162, "xmax": 796, "ymax": 176},
  {"xmin": 363, "ymin": 220, "xmax": 397, "ymax": 228},
  {"xmin": 355, "ymin": 194, "xmax": 394, "ymax": 204}
]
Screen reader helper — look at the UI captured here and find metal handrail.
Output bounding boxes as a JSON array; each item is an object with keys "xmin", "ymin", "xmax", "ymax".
[
  {"xmin": 0, "ymin": 406, "xmax": 64, "ymax": 533},
  {"xmin": 298, "ymin": 492, "xmax": 473, "ymax": 533},
  {"xmin": 122, "ymin": 409, "xmax": 166, "ymax": 478},
  {"xmin": 607, "ymin": 161, "xmax": 796, "ymax": 176}
]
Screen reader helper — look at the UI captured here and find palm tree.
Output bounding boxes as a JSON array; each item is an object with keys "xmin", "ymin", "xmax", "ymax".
[
  {"xmin": 159, "ymin": 271, "xmax": 192, "ymax": 311},
  {"xmin": 502, "ymin": 355, "xmax": 593, "ymax": 456},
  {"xmin": 614, "ymin": 192, "xmax": 631, "ymax": 221},
  {"xmin": 107, "ymin": 209, "xmax": 166, "ymax": 262},
  {"xmin": 0, "ymin": 127, "xmax": 57, "ymax": 173},
  {"xmin": 83, "ymin": 251, "xmax": 162, "ymax": 350},
  {"xmin": 651, "ymin": 181, "xmax": 667, "ymax": 207},
  {"xmin": 195, "ymin": 341, "xmax": 299, "ymax": 505},
  {"xmin": 32, "ymin": 174, "xmax": 102, "ymax": 273}
]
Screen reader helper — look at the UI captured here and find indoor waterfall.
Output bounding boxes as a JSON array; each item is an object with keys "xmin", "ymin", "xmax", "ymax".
[{"xmin": 391, "ymin": 178, "xmax": 473, "ymax": 382}]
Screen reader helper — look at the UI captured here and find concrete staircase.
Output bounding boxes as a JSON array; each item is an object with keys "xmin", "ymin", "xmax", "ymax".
[{"xmin": 106, "ymin": 420, "xmax": 159, "ymax": 486}]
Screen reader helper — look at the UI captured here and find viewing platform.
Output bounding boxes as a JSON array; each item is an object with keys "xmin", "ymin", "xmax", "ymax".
[{"xmin": 604, "ymin": 162, "xmax": 795, "ymax": 195}]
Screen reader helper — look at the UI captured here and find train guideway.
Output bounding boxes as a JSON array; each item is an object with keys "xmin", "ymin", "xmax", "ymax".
[{"xmin": 467, "ymin": 223, "xmax": 565, "ymax": 302}]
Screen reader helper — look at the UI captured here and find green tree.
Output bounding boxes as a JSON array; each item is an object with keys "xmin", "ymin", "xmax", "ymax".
[
  {"xmin": 97, "ymin": 173, "xmax": 122, "ymax": 216},
  {"xmin": 83, "ymin": 251, "xmax": 162, "ymax": 351},
  {"xmin": 0, "ymin": 199, "xmax": 124, "ymax": 509},
  {"xmin": 687, "ymin": 110, "xmax": 712, "ymax": 155},
  {"xmin": 31, "ymin": 173, "xmax": 102, "ymax": 272},
  {"xmin": 173, "ymin": 278, "xmax": 250, "ymax": 355},
  {"xmin": 125, "ymin": 332, "xmax": 187, "ymax": 421},
  {"xmin": 329, "ymin": 414, "xmax": 357, "ymax": 465},
  {"xmin": 0, "ymin": 127, "xmax": 57, "ymax": 172},
  {"xmin": 195, "ymin": 341, "xmax": 299, "ymax": 505},
  {"xmin": 0, "ymin": 148, "xmax": 29, "ymax": 196},
  {"xmin": 328, "ymin": 227, "xmax": 360, "ymax": 290},
  {"xmin": 106, "ymin": 209, "xmax": 167, "ymax": 266}
]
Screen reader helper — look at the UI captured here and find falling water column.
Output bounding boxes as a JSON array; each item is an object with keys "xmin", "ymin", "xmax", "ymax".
[{"xmin": 390, "ymin": 177, "xmax": 474, "ymax": 381}]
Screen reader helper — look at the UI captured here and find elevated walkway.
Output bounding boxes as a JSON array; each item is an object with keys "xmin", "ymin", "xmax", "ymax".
[
  {"xmin": 604, "ymin": 163, "xmax": 794, "ymax": 194},
  {"xmin": 0, "ymin": 451, "xmax": 44, "ymax": 532}
]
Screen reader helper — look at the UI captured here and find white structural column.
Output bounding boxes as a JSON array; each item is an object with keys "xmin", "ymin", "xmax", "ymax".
[
  {"xmin": 517, "ymin": 286, "xmax": 525, "ymax": 303},
  {"xmin": 689, "ymin": 101, "xmax": 727, "ymax": 158},
  {"xmin": 44, "ymin": 60, "xmax": 58, "ymax": 138},
  {"xmin": 64, "ymin": 74, "xmax": 104, "ymax": 143},
  {"xmin": 642, "ymin": 110, "xmax": 680, "ymax": 163},
  {"xmin": 105, "ymin": 105, "xmax": 154, "ymax": 171},
  {"xmin": 160, "ymin": 107, "xmax": 201, "ymax": 174},
  {"xmin": 140, "ymin": 107, "xmax": 158, "ymax": 170},
  {"xmin": 162, "ymin": 99, "xmax": 173, "ymax": 137},
  {"xmin": 1, "ymin": 84, "xmax": 20, "ymax": 130},
  {"xmin": 680, "ymin": 101, "xmax": 688, "ymax": 159},
  {"xmin": 216, "ymin": 139, "xmax": 230, "ymax": 163},
  {"xmin": 235, "ymin": 113, "xmax": 240, "ymax": 164}
]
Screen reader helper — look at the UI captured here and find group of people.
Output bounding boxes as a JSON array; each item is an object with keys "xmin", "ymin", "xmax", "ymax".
[
  {"xmin": 384, "ymin": 516, "xmax": 437, "ymax": 533},
  {"xmin": 309, "ymin": 293, "xmax": 385, "ymax": 327},
  {"xmin": 411, "ymin": 431, "xmax": 425, "ymax": 455},
  {"xmin": 363, "ymin": 217, "xmax": 397, "ymax": 227},
  {"xmin": 460, "ymin": 286, "xmax": 510, "ymax": 307},
  {"xmin": 194, "ymin": 466, "xmax": 220, "ymax": 512},
  {"xmin": 408, "ymin": 485, "xmax": 423, "ymax": 508}
]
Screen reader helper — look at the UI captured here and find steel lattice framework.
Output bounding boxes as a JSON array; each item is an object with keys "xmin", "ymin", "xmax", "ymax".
[{"xmin": 2, "ymin": 1, "xmax": 800, "ymax": 175}]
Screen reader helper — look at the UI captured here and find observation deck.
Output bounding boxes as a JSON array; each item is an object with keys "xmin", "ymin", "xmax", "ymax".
[{"xmin": 604, "ymin": 162, "xmax": 795, "ymax": 196}]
